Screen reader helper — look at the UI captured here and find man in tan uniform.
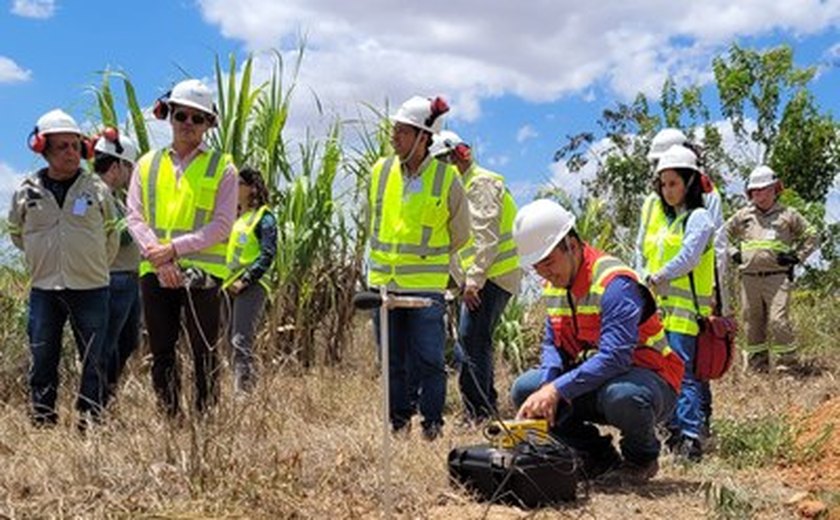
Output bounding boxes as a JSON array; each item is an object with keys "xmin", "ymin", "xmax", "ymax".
[
  {"xmin": 430, "ymin": 130, "xmax": 521, "ymax": 425},
  {"xmin": 725, "ymin": 165, "xmax": 818, "ymax": 371},
  {"xmin": 8, "ymin": 109, "xmax": 119, "ymax": 427},
  {"xmin": 91, "ymin": 129, "xmax": 141, "ymax": 394}
]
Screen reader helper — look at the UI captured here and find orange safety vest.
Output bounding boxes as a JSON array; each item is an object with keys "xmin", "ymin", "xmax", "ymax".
[{"xmin": 544, "ymin": 245, "xmax": 684, "ymax": 392}]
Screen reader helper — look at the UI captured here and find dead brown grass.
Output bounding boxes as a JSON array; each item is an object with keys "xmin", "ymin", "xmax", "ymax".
[{"xmin": 0, "ymin": 315, "xmax": 838, "ymax": 519}]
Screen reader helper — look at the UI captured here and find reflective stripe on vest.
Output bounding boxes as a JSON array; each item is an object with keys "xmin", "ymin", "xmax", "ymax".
[
  {"xmin": 642, "ymin": 211, "xmax": 714, "ymax": 336},
  {"xmin": 224, "ymin": 205, "xmax": 270, "ymax": 291},
  {"xmin": 138, "ymin": 148, "xmax": 230, "ymax": 280},
  {"xmin": 742, "ymin": 239, "xmax": 789, "ymax": 252},
  {"xmin": 367, "ymin": 156, "xmax": 456, "ymax": 291},
  {"xmin": 542, "ymin": 249, "xmax": 683, "ymax": 391},
  {"xmin": 457, "ymin": 166, "xmax": 520, "ymax": 279}
]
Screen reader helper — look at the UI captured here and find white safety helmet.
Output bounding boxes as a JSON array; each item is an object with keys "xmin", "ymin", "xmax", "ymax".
[
  {"xmin": 648, "ymin": 128, "xmax": 688, "ymax": 161},
  {"xmin": 655, "ymin": 144, "xmax": 700, "ymax": 174},
  {"xmin": 168, "ymin": 79, "xmax": 216, "ymax": 115},
  {"xmin": 35, "ymin": 109, "xmax": 83, "ymax": 136},
  {"xmin": 390, "ymin": 95, "xmax": 449, "ymax": 134},
  {"xmin": 430, "ymin": 130, "xmax": 465, "ymax": 158},
  {"xmin": 513, "ymin": 199, "xmax": 577, "ymax": 267},
  {"xmin": 747, "ymin": 165, "xmax": 779, "ymax": 190},
  {"xmin": 94, "ymin": 130, "xmax": 139, "ymax": 164}
]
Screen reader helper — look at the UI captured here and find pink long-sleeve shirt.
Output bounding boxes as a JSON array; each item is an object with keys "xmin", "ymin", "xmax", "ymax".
[{"xmin": 126, "ymin": 142, "xmax": 237, "ymax": 258}]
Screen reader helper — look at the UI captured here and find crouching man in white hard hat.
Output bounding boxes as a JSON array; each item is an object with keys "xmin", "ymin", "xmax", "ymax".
[
  {"xmin": 126, "ymin": 79, "xmax": 236, "ymax": 418},
  {"xmin": 91, "ymin": 129, "xmax": 142, "ymax": 396},
  {"xmin": 367, "ymin": 96, "xmax": 471, "ymax": 440},
  {"xmin": 430, "ymin": 131, "xmax": 521, "ymax": 426},
  {"xmin": 510, "ymin": 199, "xmax": 684, "ymax": 485},
  {"xmin": 8, "ymin": 109, "xmax": 119, "ymax": 428},
  {"xmin": 724, "ymin": 166, "xmax": 817, "ymax": 372}
]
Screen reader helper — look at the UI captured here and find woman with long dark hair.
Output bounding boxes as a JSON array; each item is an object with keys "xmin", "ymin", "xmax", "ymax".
[
  {"xmin": 224, "ymin": 167, "xmax": 276, "ymax": 394},
  {"xmin": 639, "ymin": 145, "xmax": 715, "ymax": 462}
]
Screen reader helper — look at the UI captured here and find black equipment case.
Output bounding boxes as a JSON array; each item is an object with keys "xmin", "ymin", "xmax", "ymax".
[{"xmin": 448, "ymin": 443, "xmax": 579, "ymax": 508}]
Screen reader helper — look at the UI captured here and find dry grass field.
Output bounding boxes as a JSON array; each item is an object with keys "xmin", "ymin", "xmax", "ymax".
[{"xmin": 0, "ymin": 299, "xmax": 838, "ymax": 519}]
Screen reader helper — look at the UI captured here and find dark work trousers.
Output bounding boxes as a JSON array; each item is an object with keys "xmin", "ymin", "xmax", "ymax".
[{"xmin": 140, "ymin": 274, "xmax": 222, "ymax": 417}]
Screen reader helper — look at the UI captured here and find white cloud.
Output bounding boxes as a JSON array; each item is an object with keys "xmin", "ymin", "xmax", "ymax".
[
  {"xmin": 11, "ymin": 0, "xmax": 55, "ymax": 18},
  {"xmin": 0, "ymin": 56, "xmax": 32, "ymax": 84},
  {"xmin": 485, "ymin": 154, "xmax": 510, "ymax": 168},
  {"xmin": 198, "ymin": 0, "xmax": 840, "ymax": 118},
  {"xmin": 516, "ymin": 124, "xmax": 538, "ymax": 144},
  {"xmin": 0, "ymin": 162, "xmax": 27, "ymax": 215}
]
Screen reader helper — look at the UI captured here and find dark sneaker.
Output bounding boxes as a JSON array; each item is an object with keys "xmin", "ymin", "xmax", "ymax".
[
  {"xmin": 675, "ymin": 436, "xmax": 703, "ymax": 463},
  {"xmin": 578, "ymin": 446, "xmax": 622, "ymax": 480},
  {"xmin": 664, "ymin": 428, "xmax": 682, "ymax": 453},
  {"xmin": 596, "ymin": 459, "xmax": 659, "ymax": 487},
  {"xmin": 746, "ymin": 352, "xmax": 770, "ymax": 372},
  {"xmin": 421, "ymin": 422, "xmax": 443, "ymax": 441},
  {"xmin": 773, "ymin": 352, "xmax": 799, "ymax": 373}
]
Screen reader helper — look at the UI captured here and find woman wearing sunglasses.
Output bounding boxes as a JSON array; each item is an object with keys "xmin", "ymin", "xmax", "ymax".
[{"xmin": 126, "ymin": 79, "xmax": 237, "ymax": 418}]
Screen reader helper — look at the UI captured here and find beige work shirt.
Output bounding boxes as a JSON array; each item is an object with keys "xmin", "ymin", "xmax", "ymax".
[
  {"xmin": 110, "ymin": 194, "xmax": 141, "ymax": 273},
  {"xmin": 725, "ymin": 202, "xmax": 818, "ymax": 274},
  {"xmin": 451, "ymin": 164, "xmax": 521, "ymax": 295},
  {"xmin": 8, "ymin": 169, "xmax": 119, "ymax": 290}
]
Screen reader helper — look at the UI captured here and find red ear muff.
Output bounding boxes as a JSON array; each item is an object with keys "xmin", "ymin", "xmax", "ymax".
[
  {"xmin": 28, "ymin": 127, "xmax": 47, "ymax": 153},
  {"xmin": 81, "ymin": 137, "xmax": 94, "ymax": 160},
  {"xmin": 775, "ymin": 181, "xmax": 784, "ymax": 194},
  {"xmin": 153, "ymin": 90, "xmax": 172, "ymax": 120},
  {"xmin": 101, "ymin": 126, "xmax": 124, "ymax": 154},
  {"xmin": 453, "ymin": 143, "xmax": 471, "ymax": 162},
  {"xmin": 153, "ymin": 99, "xmax": 169, "ymax": 120},
  {"xmin": 103, "ymin": 127, "xmax": 118, "ymax": 142},
  {"xmin": 425, "ymin": 96, "xmax": 450, "ymax": 129}
]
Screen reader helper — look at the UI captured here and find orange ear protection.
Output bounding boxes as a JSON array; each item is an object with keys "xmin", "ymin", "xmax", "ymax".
[
  {"xmin": 153, "ymin": 90, "xmax": 172, "ymax": 120},
  {"xmin": 28, "ymin": 126, "xmax": 93, "ymax": 159}
]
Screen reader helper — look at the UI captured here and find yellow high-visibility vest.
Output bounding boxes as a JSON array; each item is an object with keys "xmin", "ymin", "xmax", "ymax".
[
  {"xmin": 367, "ymin": 156, "xmax": 457, "ymax": 292},
  {"xmin": 137, "ymin": 148, "xmax": 232, "ymax": 280},
  {"xmin": 457, "ymin": 165, "xmax": 519, "ymax": 280},
  {"xmin": 225, "ymin": 205, "xmax": 271, "ymax": 292},
  {"xmin": 643, "ymin": 210, "xmax": 714, "ymax": 336}
]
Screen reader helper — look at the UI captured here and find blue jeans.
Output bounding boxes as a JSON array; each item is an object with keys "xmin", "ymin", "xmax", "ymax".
[
  {"xmin": 27, "ymin": 287, "xmax": 110, "ymax": 423},
  {"xmin": 373, "ymin": 292, "xmax": 446, "ymax": 429},
  {"xmin": 511, "ymin": 366, "xmax": 677, "ymax": 464},
  {"xmin": 666, "ymin": 331, "xmax": 704, "ymax": 439},
  {"xmin": 104, "ymin": 272, "xmax": 141, "ymax": 393},
  {"xmin": 456, "ymin": 281, "xmax": 511, "ymax": 420}
]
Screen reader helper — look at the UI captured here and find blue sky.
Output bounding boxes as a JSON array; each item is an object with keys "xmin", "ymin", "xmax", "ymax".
[{"xmin": 2, "ymin": 0, "xmax": 840, "ymax": 219}]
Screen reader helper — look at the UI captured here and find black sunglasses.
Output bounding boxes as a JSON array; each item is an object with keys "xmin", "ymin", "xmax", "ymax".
[{"xmin": 173, "ymin": 110, "xmax": 209, "ymax": 125}]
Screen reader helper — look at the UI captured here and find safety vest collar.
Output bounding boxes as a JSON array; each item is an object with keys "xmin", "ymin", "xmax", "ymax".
[{"xmin": 566, "ymin": 244, "xmax": 600, "ymax": 300}]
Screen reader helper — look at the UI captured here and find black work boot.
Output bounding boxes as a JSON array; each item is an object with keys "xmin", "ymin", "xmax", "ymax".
[{"xmin": 596, "ymin": 458, "xmax": 659, "ymax": 486}]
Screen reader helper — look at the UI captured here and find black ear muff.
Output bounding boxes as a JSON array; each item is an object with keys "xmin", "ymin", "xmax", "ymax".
[
  {"xmin": 28, "ymin": 127, "xmax": 46, "ymax": 153},
  {"xmin": 153, "ymin": 90, "xmax": 172, "ymax": 120}
]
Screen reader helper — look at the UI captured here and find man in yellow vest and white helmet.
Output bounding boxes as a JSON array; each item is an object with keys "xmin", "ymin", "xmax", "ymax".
[
  {"xmin": 367, "ymin": 95, "xmax": 470, "ymax": 440},
  {"xmin": 127, "ymin": 79, "xmax": 236, "ymax": 417},
  {"xmin": 430, "ymin": 130, "xmax": 521, "ymax": 426},
  {"xmin": 725, "ymin": 165, "xmax": 818, "ymax": 371}
]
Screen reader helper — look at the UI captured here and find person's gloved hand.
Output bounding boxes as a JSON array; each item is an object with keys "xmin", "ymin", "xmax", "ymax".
[
  {"xmin": 777, "ymin": 251, "xmax": 799, "ymax": 267},
  {"xmin": 731, "ymin": 251, "xmax": 743, "ymax": 265}
]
